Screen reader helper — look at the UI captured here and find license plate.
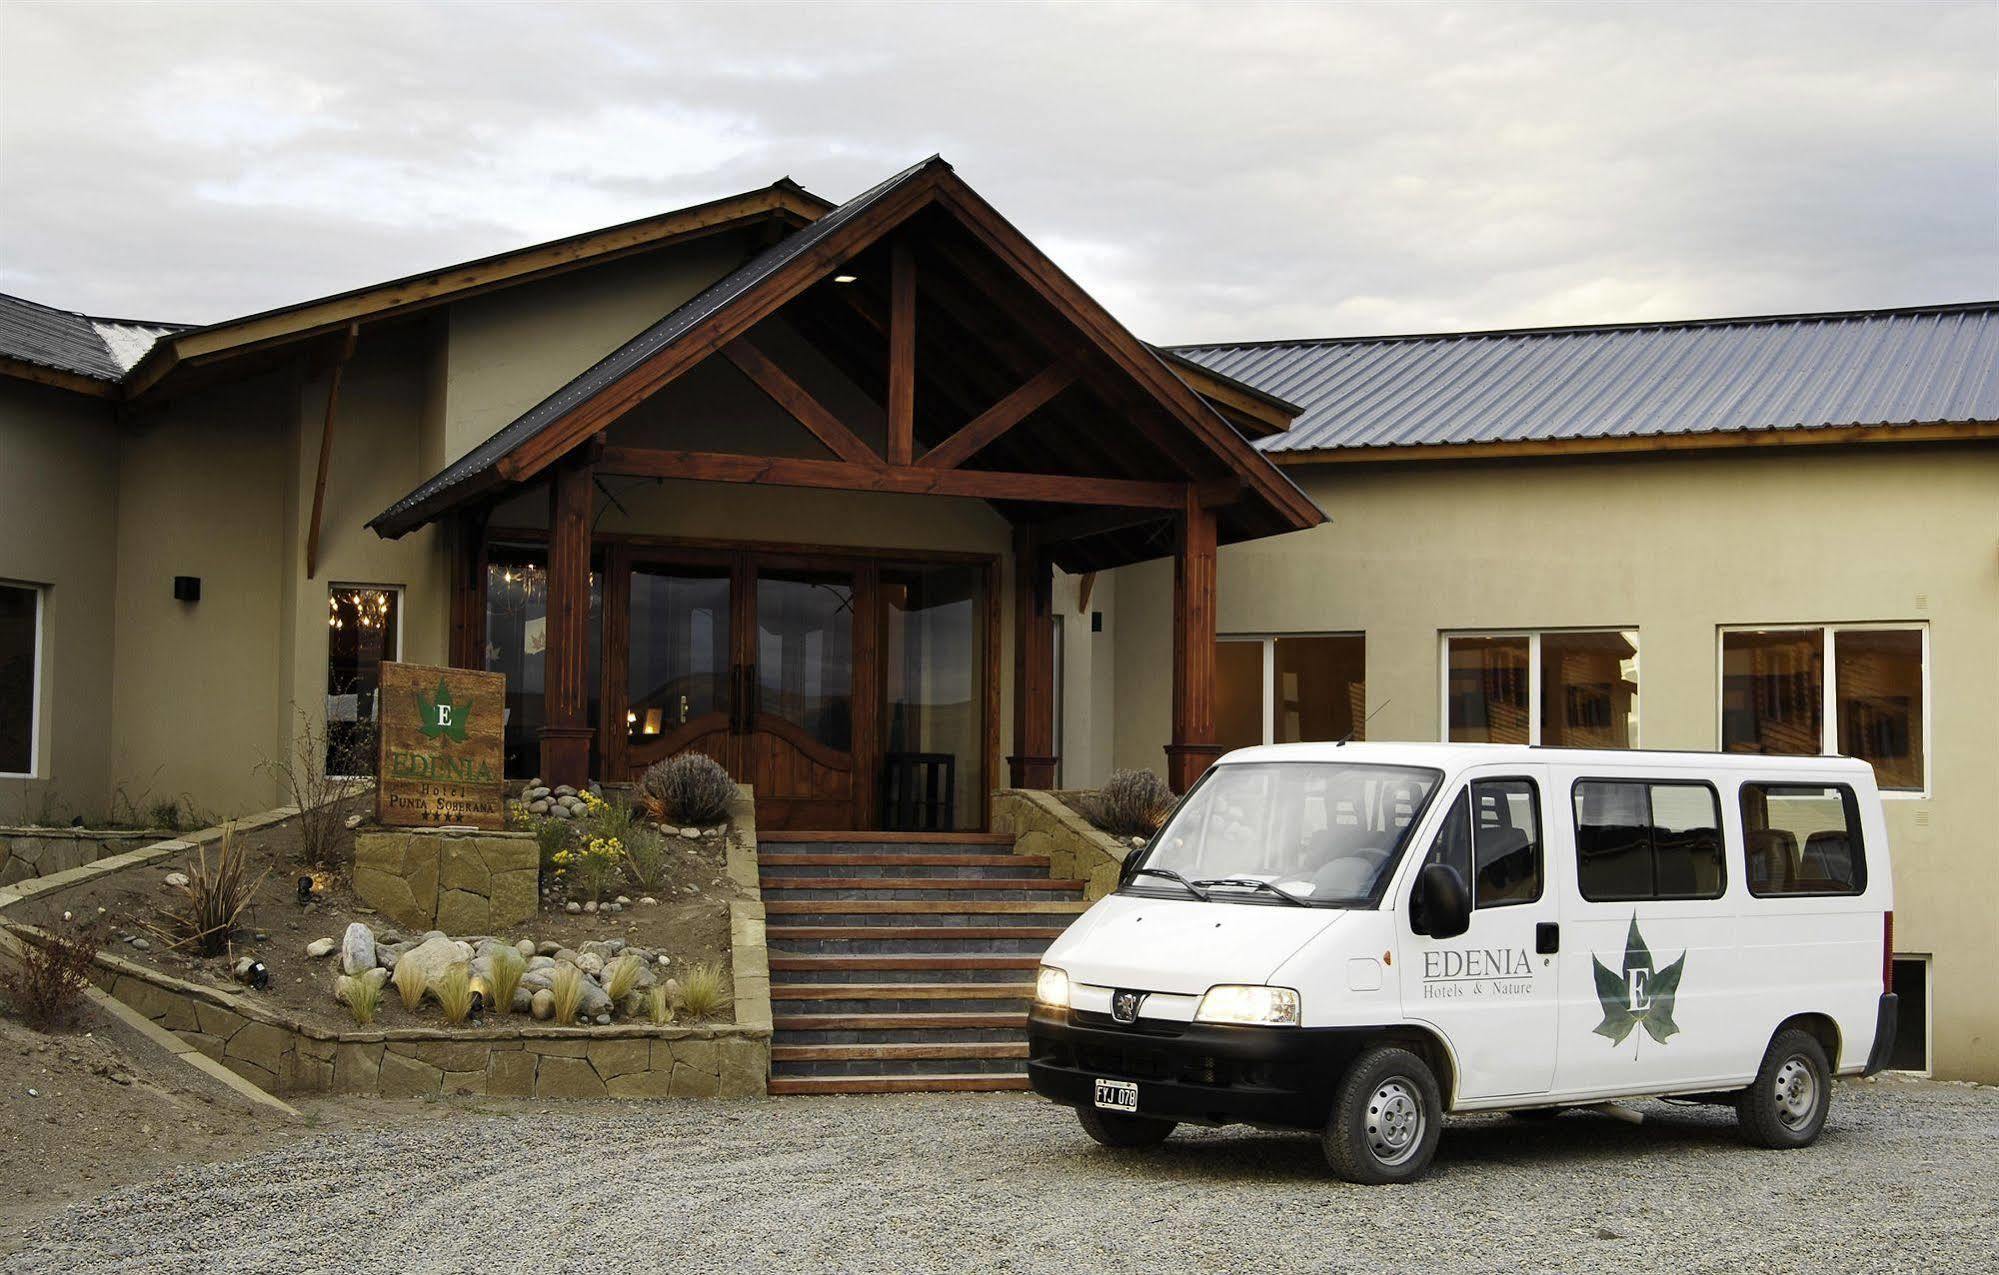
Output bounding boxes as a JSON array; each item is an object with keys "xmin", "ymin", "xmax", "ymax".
[{"xmin": 1093, "ymin": 1078, "xmax": 1138, "ymax": 1113}]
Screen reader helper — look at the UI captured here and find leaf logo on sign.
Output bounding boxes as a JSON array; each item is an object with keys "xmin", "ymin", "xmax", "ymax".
[
  {"xmin": 414, "ymin": 677, "xmax": 472, "ymax": 744},
  {"xmin": 1591, "ymin": 915, "xmax": 1685, "ymax": 1051}
]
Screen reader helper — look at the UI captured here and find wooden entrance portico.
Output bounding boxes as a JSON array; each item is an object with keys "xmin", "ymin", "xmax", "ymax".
[{"xmin": 373, "ymin": 157, "xmax": 1324, "ymax": 829}]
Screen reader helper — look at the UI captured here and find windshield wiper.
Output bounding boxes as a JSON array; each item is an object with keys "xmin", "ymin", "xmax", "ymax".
[
  {"xmin": 1193, "ymin": 877, "xmax": 1313, "ymax": 907},
  {"xmin": 1130, "ymin": 867, "xmax": 1210, "ymax": 901}
]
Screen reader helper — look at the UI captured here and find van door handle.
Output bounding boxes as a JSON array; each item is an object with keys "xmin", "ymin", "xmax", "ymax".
[{"xmin": 1536, "ymin": 922, "xmax": 1560, "ymax": 955}]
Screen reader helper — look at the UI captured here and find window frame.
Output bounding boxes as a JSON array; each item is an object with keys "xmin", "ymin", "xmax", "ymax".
[
  {"xmin": 325, "ymin": 582, "xmax": 405, "ymax": 780},
  {"xmin": 1716, "ymin": 622, "xmax": 1931, "ymax": 799},
  {"xmin": 0, "ymin": 579, "xmax": 44, "ymax": 780},
  {"xmin": 1217, "ymin": 631, "xmax": 1367, "ymax": 746},
  {"xmin": 1739, "ymin": 780, "xmax": 1868, "ymax": 898},
  {"xmin": 1439, "ymin": 627, "xmax": 1641, "ymax": 747},
  {"xmin": 1569, "ymin": 776, "xmax": 1727, "ymax": 903},
  {"xmin": 1424, "ymin": 775, "xmax": 1546, "ymax": 910}
]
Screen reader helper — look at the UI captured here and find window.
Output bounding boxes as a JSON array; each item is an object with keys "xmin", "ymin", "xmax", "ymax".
[
  {"xmin": 1444, "ymin": 630, "xmax": 1638, "ymax": 747},
  {"xmin": 1720, "ymin": 625, "xmax": 1927, "ymax": 793},
  {"xmin": 1423, "ymin": 778, "xmax": 1544, "ymax": 907},
  {"xmin": 486, "ymin": 545, "xmax": 603, "ymax": 779},
  {"xmin": 1215, "ymin": 634, "xmax": 1366, "ymax": 751},
  {"xmin": 0, "ymin": 582, "xmax": 42, "ymax": 777},
  {"xmin": 1741, "ymin": 783, "xmax": 1866, "ymax": 896},
  {"xmin": 1573, "ymin": 779, "xmax": 1724, "ymax": 901},
  {"xmin": 326, "ymin": 586, "xmax": 400, "ymax": 774}
]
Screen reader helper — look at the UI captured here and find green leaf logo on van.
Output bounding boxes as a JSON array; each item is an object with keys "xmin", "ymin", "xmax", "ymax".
[
  {"xmin": 414, "ymin": 677, "xmax": 472, "ymax": 745},
  {"xmin": 1591, "ymin": 916, "xmax": 1685, "ymax": 1050}
]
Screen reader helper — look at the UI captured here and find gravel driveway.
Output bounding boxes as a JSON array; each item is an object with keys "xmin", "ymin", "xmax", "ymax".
[{"xmin": 7, "ymin": 1078, "xmax": 1993, "ymax": 1274}]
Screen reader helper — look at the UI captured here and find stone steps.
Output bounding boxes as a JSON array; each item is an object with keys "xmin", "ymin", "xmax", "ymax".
[{"xmin": 768, "ymin": 1072, "xmax": 1033, "ymax": 1095}]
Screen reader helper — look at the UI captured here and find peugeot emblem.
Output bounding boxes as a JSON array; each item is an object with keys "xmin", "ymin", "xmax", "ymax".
[{"xmin": 1111, "ymin": 990, "xmax": 1145, "ymax": 1024}]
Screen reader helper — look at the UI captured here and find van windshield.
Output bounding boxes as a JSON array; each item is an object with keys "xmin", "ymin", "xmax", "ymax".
[{"xmin": 1129, "ymin": 762, "xmax": 1442, "ymax": 907}]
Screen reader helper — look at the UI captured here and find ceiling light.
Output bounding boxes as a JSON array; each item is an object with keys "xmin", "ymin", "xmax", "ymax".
[{"xmin": 832, "ymin": 273, "xmax": 859, "ymax": 284}]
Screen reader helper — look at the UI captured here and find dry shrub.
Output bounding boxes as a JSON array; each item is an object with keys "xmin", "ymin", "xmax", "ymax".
[
  {"xmin": 603, "ymin": 952, "xmax": 644, "ymax": 1004},
  {"xmin": 159, "ymin": 825, "xmax": 270, "ymax": 957},
  {"xmin": 392, "ymin": 959, "xmax": 429, "ymax": 1013},
  {"xmin": 1079, "ymin": 769, "xmax": 1173, "ymax": 839},
  {"xmin": 339, "ymin": 974, "xmax": 380, "ymax": 1026},
  {"xmin": 1, "ymin": 912, "xmax": 108, "ymax": 1031},
  {"xmin": 489, "ymin": 947, "xmax": 526, "ymax": 1015},
  {"xmin": 551, "ymin": 964, "xmax": 584, "ymax": 1026},
  {"xmin": 434, "ymin": 962, "xmax": 474, "ymax": 1024},
  {"xmin": 259, "ymin": 707, "xmax": 371, "ymax": 868},
  {"xmin": 676, "ymin": 961, "xmax": 728, "ymax": 1020},
  {"xmin": 638, "ymin": 753, "xmax": 735, "ymax": 826},
  {"xmin": 647, "ymin": 984, "xmax": 674, "ymax": 1026}
]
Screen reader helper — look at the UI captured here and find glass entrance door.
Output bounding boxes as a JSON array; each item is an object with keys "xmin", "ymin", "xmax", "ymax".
[
  {"xmin": 623, "ymin": 558, "xmax": 736, "ymax": 777},
  {"xmin": 745, "ymin": 567, "xmax": 860, "ymax": 829}
]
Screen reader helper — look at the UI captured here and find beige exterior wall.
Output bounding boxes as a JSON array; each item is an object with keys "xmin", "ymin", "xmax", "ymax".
[
  {"xmin": 0, "ymin": 382, "xmax": 121, "ymax": 821},
  {"xmin": 1107, "ymin": 441, "xmax": 1999, "ymax": 1081}
]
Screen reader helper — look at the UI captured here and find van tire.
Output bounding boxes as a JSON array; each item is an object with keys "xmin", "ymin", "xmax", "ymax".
[
  {"xmin": 1323, "ymin": 1046, "xmax": 1443, "ymax": 1184},
  {"xmin": 1737, "ymin": 1029, "xmax": 1831, "ymax": 1149},
  {"xmin": 1076, "ymin": 1107, "xmax": 1177, "ymax": 1148}
]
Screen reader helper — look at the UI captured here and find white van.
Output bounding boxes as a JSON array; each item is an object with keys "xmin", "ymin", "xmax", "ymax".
[{"xmin": 1027, "ymin": 743, "xmax": 1897, "ymax": 1183}]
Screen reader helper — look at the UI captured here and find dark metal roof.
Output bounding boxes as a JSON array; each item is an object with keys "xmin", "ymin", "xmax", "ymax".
[
  {"xmin": 1170, "ymin": 302, "xmax": 1999, "ymax": 454},
  {"xmin": 369, "ymin": 157, "xmax": 947, "ymax": 534},
  {"xmin": 0, "ymin": 292, "xmax": 187, "ymax": 382}
]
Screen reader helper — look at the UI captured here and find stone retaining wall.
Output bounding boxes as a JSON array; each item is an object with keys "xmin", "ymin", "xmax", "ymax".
[
  {"xmin": 351, "ymin": 827, "xmax": 539, "ymax": 933},
  {"xmin": 77, "ymin": 948, "xmax": 770, "ymax": 1099},
  {"xmin": 0, "ymin": 827, "xmax": 172, "ymax": 886},
  {"xmin": 990, "ymin": 789, "xmax": 1135, "ymax": 900}
]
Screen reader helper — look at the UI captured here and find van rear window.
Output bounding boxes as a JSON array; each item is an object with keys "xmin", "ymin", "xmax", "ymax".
[
  {"xmin": 1572, "ymin": 780, "xmax": 1725, "ymax": 901},
  {"xmin": 1741, "ymin": 783, "xmax": 1866, "ymax": 896}
]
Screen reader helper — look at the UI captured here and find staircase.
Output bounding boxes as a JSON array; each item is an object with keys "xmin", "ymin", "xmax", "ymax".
[{"xmin": 760, "ymin": 831, "xmax": 1088, "ymax": 1094}]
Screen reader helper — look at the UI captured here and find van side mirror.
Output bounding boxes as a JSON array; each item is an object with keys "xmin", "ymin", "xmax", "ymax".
[{"xmin": 1414, "ymin": 863, "xmax": 1471, "ymax": 940}]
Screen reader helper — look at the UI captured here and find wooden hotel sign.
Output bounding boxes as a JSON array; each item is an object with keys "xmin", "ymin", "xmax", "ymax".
[{"xmin": 376, "ymin": 661, "xmax": 506, "ymax": 830}]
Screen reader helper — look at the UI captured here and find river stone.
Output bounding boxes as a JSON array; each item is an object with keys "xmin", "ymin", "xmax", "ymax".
[
  {"xmin": 305, "ymin": 937, "xmax": 336, "ymax": 959},
  {"xmin": 339, "ymin": 923, "xmax": 377, "ymax": 975},
  {"xmin": 530, "ymin": 989, "xmax": 555, "ymax": 1020},
  {"xmin": 515, "ymin": 938, "xmax": 536, "ymax": 958},
  {"xmin": 512, "ymin": 987, "xmax": 534, "ymax": 1013},
  {"xmin": 397, "ymin": 934, "xmax": 474, "ymax": 987},
  {"xmin": 576, "ymin": 952, "xmax": 605, "ymax": 976}
]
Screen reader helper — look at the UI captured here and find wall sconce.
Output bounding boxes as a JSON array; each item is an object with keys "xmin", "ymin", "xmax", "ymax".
[{"xmin": 173, "ymin": 576, "xmax": 201, "ymax": 603}]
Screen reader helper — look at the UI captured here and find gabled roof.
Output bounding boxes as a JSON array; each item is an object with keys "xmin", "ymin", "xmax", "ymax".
[
  {"xmin": 1171, "ymin": 301, "xmax": 1999, "ymax": 460},
  {"xmin": 0, "ymin": 292, "xmax": 187, "ymax": 395},
  {"xmin": 370, "ymin": 156, "xmax": 1324, "ymax": 549}
]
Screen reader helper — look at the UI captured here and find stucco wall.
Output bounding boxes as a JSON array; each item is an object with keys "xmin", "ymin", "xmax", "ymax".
[
  {"xmin": 0, "ymin": 381, "xmax": 121, "ymax": 821},
  {"xmin": 1108, "ymin": 441, "xmax": 1999, "ymax": 1081}
]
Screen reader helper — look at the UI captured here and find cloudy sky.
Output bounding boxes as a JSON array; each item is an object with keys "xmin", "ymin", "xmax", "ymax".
[{"xmin": 1, "ymin": 1, "xmax": 1993, "ymax": 342}]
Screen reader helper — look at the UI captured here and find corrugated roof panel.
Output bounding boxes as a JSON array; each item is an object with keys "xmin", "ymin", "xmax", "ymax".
[
  {"xmin": 1171, "ymin": 303, "xmax": 1999, "ymax": 453},
  {"xmin": 0, "ymin": 293, "xmax": 186, "ymax": 382}
]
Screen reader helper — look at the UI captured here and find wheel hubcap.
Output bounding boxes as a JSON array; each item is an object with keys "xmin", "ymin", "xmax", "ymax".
[
  {"xmin": 1774, "ymin": 1056, "xmax": 1818, "ymax": 1130},
  {"xmin": 1366, "ymin": 1078, "xmax": 1425, "ymax": 1166}
]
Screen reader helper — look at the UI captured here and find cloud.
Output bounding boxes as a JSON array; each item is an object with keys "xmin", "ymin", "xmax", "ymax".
[{"xmin": 1, "ymin": 0, "xmax": 1992, "ymax": 336}]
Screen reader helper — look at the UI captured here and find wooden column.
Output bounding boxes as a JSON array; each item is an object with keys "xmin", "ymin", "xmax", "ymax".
[
  {"xmin": 1165, "ymin": 490, "xmax": 1221, "ymax": 793},
  {"xmin": 538, "ymin": 455, "xmax": 596, "ymax": 789},
  {"xmin": 1007, "ymin": 526, "xmax": 1059, "ymax": 788},
  {"xmin": 446, "ymin": 507, "xmax": 489, "ymax": 670}
]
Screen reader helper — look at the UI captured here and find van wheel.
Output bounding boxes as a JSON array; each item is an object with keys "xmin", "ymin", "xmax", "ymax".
[
  {"xmin": 1737, "ymin": 1029, "xmax": 1831, "ymax": 1149},
  {"xmin": 1077, "ymin": 1106, "xmax": 1177, "ymax": 1148},
  {"xmin": 1323, "ymin": 1046, "xmax": 1443, "ymax": 1184}
]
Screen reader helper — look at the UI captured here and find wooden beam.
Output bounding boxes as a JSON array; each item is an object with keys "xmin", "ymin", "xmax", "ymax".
[
  {"xmin": 720, "ymin": 336, "xmax": 878, "ymax": 463},
  {"xmin": 887, "ymin": 242, "xmax": 916, "ymax": 466},
  {"xmin": 598, "ymin": 445, "xmax": 1192, "ymax": 508},
  {"xmin": 1270, "ymin": 419, "xmax": 1999, "ymax": 466},
  {"xmin": 1076, "ymin": 571, "xmax": 1097, "ymax": 616},
  {"xmin": 1032, "ymin": 506, "xmax": 1169, "ymax": 545},
  {"xmin": 495, "ymin": 170, "xmax": 945, "ymax": 485},
  {"xmin": 1008, "ymin": 526, "xmax": 1058, "ymax": 789},
  {"xmin": 304, "ymin": 322, "xmax": 360, "ymax": 580},
  {"xmin": 1165, "ymin": 489, "xmax": 1220, "ymax": 794},
  {"xmin": 918, "ymin": 364, "xmax": 1075, "ymax": 470},
  {"xmin": 125, "ymin": 184, "xmax": 831, "ymax": 399},
  {"xmin": 539, "ymin": 456, "xmax": 596, "ymax": 789},
  {"xmin": 0, "ymin": 356, "xmax": 118, "ymax": 398}
]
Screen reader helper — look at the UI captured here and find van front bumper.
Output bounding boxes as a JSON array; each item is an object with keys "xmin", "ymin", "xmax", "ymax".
[{"xmin": 1027, "ymin": 1005, "xmax": 1379, "ymax": 1130}]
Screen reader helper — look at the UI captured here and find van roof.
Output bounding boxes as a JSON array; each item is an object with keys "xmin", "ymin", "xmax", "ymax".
[{"xmin": 1216, "ymin": 740, "xmax": 1877, "ymax": 778}]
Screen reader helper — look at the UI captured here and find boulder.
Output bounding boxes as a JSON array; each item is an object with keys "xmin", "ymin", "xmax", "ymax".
[
  {"xmin": 537, "ymin": 941, "xmax": 562, "ymax": 957},
  {"xmin": 514, "ymin": 938, "xmax": 536, "ymax": 958},
  {"xmin": 530, "ymin": 989, "xmax": 555, "ymax": 1020},
  {"xmin": 576, "ymin": 952, "xmax": 605, "ymax": 976},
  {"xmin": 339, "ymin": 922, "xmax": 378, "ymax": 975},
  {"xmin": 397, "ymin": 934, "xmax": 474, "ymax": 987},
  {"xmin": 305, "ymin": 937, "xmax": 336, "ymax": 959},
  {"xmin": 511, "ymin": 987, "xmax": 534, "ymax": 1013}
]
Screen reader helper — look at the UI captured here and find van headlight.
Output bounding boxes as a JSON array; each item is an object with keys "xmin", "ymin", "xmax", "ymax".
[
  {"xmin": 1034, "ymin": 965, "xmax": 1070, "ymax": 1008},
  {"xmin": 1195, "ymin": 985, "xmax": 1300, "ymax": 1026}
]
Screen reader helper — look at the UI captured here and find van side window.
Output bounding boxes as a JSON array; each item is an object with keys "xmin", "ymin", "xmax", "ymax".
[
  {"xmin": 1423, "ymin": 778, "xmax": 1543, "ymax": 907},
  {"xmin": 1573, "ymin": 780, "xmax": 1725, "ymax": 901},
  {"xmin": 1741, "ymin": 783, "xmax": 1866, "ymax": 896}
]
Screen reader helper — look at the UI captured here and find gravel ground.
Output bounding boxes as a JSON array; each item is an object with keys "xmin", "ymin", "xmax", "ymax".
[{"xmin": 6, "ymin": 1077, "xmax": 1994, "ymax": 1274}]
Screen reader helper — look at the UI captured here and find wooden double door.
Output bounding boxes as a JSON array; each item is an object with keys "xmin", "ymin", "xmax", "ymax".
[{"xmin": 603, "ymin": 542, "xmax": 994, "ymax": 832}]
